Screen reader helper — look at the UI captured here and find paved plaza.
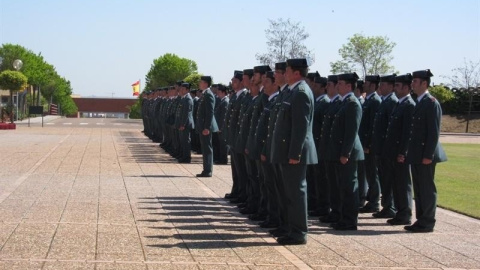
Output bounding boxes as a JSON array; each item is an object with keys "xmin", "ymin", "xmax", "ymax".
[{"xmin": 0, "ymin": 118, "xmax": 479, "ymax": 270}]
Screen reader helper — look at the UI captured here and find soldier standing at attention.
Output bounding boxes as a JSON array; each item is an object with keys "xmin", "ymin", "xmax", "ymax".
[
  {"xmin": 195, "ymin": 76, "xmax": 218, "ymax": 177},
  {"xmin": 271, "ymin": 58, "xmax": 317, "ymax": 245},
  {"xmin": 372, "ymin": 74, "xmax": 398, "ymax": 219},
  {"xmin": 310, "ymin": 76, "xmax": 331, "ymax": 217},
  {"xmin": 405, "ymin": 69, "xmax": 447, "ymax": 233},
  {"xmin": 382, "ymin": 74, "xmax": 416, "ymax": 225},
  {"xmin": 177, "ymin": 83, "xmax": 194, "ymax": 163},
  {"xmin": 329, "ymin": 72, "xmax": 364, "ymax": 231},
  {"xmin": 215, "ymin": 84, "xmax": 229, "ymax": 164},
  {"xmin": 359, "ymin": 75, "xmax": 382, "ymax": 213},
  {"xmin": 319, "ymin": 75, "xmax": 342, "ymax": 225}
]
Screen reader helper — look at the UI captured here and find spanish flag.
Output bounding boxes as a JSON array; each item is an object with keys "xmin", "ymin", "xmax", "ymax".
[{"xmin": 132, "ymin": 80, "xmax": 140, "ymax": 96}]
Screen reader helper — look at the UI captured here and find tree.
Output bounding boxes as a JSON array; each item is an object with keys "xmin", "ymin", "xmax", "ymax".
[
  {"xmin": 330, "ymin": 33, "xmax": 396, "ymax": 78},
  {"xmin": 0, "ymin": 43, "xmax": 77, "ymax": 116},
  {"xmin": 183, "ymin": 73, "xmax": 203, "ymax": 89},
  {"xmin": 256, "ymin": 18, "xmax": 314, "ymax": 66},
  {"xmin": 443, "ymin": 58, "xmax": 480, "ymax": 88},
  {"xmin": 144, "ymin": 53, "xmax": 198, "ymax": 91},
  {"xmin": 0, "ymin": 70, "xmax": 28, "ymax": 122}
]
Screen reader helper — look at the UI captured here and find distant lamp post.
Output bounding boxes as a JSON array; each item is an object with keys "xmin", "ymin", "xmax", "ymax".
[{"xmin": 13, "ymin": 59, "xmax": 23, "ymax": 121}]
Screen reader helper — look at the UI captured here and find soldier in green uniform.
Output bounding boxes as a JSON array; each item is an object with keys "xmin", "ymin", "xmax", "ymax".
[
  {"xmin": 310, "ymin": 76, "xmax": 330, "ymax": 217},
  {"xmin": 405, "ymin": 69, "xmax": 447, "ymax": 233},
  {"xmin": 257, "ymin": 71, "xmax": 280, "ymax": 228},
  {"xmin": 264, "ymin": 62, "xmax": 289, "ymax": 237},
  {"xmin": 329, "ymin": 72, "xmax": 364, "ymax": 231},
  {"xmin": 271, "ymin": 58, "xmax": 317, "ymax": 245},
  {"xmin": 215, "ymin": 84, "xmax": 229, "ymax": 164},
  {"xmin": 319, "ymin": 75, "xmax": 342, "ymax": 224},
  {"xmin": 244, "ymin": 65, "xmax": 270, "ymax": 221},
  {"xmin": 382, "ymin": 73, "xmax": 416, "ymax": 225},
  {"xmin": 177, "ymin": 83, "xmax": 194, "ymax": 163},
  {"xmin": 372, "ymin": 74, "xmax": 398, "ymax": 219},
  {"xmin": 195, "ymin": 76, "xmax": 218, "ymax": 177},
  {"xmin": 224, "ymin": 71, "xmax": 246, "ymax": 201},
  {"xmin": 359, "ymin": 75, "xmax": 382, "ymax": 213}
]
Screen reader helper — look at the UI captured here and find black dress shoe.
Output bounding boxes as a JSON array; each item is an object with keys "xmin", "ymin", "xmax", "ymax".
[
  {"xmin": 269, "ymin": 228, "xmax": 287, "ymax": 238},
  {"xmin": 372, "ymin": 210, "xmax": 396, "ymax": 218},
  {"xmin": 309, "ymin": 210, "xmax": 329, "ymax": 217},
  {"xmin": 332, "ymin": 223, "xmax": 357, "ymax": 231},
  {"xmin": 319, "ymin": 215, "xmax": 340, "ymax": 223},
  {"xmin": 178, "ymin": 159, "xmax": 191, "ymax": 164},
  {"xmin": 229, "ymin": 198, "xmax": 245, "ymax": 204},
  {"xmin": 277, "ymin": 236, "xmax": 307, "ymax": 245},
  {"xmin": 404, "ymin": 224, "xmax": 434, "ymax": 233},
  {"xmin": 249, "ymin": 213, "xmax": 266, "ymax": 221},
  {"xmin": 225, "ymin": 193, "xmax": 238, "ymax": 199},
  {"xmin": 387, "ymin": 218, "xmax": 411, "ymax": 225},
  {"xmin": 237, "ymin": 203, "xmax": 248, "ymax": 209},
  {"xmin": 239, "ymin": 207, "xmax": 256, "ymax": 215},
  {"xmin": 359, "ymin": 205, "xmax": 380, "ymax": 213},
  {"xmin": 196, "ymin": 172, "xmax": 212, "ymax": 177},
  {"xmin": 259, "ymin": 221, "xmax": 278, "ymax": 228}
]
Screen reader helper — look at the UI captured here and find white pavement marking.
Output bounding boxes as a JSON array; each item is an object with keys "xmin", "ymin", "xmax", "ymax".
[
  {"xmin": 46, "ymin": 123, "xmax": 55, "ymax": 125},
  {"xmin": 79, "ymin": 123, "xmax": 88, "ymax": 125},
  {"xmin": 113, "ymin": 123, "xmax": 122, "ymax": 126},
  {"xmin": 0, "ymin": 133, "xmax": 72, "ymax": 204}
]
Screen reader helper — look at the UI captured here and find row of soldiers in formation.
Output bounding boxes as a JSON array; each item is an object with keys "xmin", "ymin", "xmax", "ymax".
[{"xmin": 141, "ymin": 59, "xmax": 447, "ymax": 245}]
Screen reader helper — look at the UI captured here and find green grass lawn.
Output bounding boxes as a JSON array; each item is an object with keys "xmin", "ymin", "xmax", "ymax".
[{"xmin": 436, "ymin": 143, "xmax": 480, "ymax": 218}]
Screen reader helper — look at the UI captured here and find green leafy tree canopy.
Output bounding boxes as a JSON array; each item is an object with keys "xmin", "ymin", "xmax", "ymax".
[
  {"xmin": 330, "ymin": 33, "xmax": 396, "ymax": 78},
  {"xmin": 145, "ymin": 53, "xmax": 198, "ymax": 91},
  {"xmin": 0, "ymin": 70, "xmax": 28, "ymax": 91}
]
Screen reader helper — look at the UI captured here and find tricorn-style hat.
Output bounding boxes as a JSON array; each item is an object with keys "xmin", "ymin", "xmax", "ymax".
[
  {"xmin": 181, "ymin": 82, "xmax": 191, "ymax": 89},
  {"xmin": 254, "ymin": 65, "xmax": 272, "ymax": 74},
  {"xmin": 337, "ymin": 72, "xmax": 360, "ymax": 82},
  {"xmin": 286, "ymin": 58, "xmax": 311, "ymax": 68},
  {"xmin": 243, "ymin": 69, "xmax": 254, "ymax": 77},
  {"xmin": 307, "ymin": 71, "xmax": 321, "ymax": 80},
  {"xmin": 395, "ymin": 73, "xmax": 413, "ymax": 83},
  {"xmin": 412, "ymin": 69, "xmax": 433, "ymax": 79},
  {"xmin": 201, "ymin": 76, "xmax": 212, "ymax": 85},
  {"xmin": 265, "ymin": 71, "xmax": 275, "ymax": 81},
  {"xmin": 275, "ymin": 62, "xmax": 287, "ymax": 71},
  {"xmin": 233, "ymin": 70, "xmax": 243, "ymax": 81},
  {"xmin": 314, "ymin": 76, "xmax": 328, "ymax": 85},
  {"xmin": 176, "ymin": 80, "xmax": 184, "ymax": 86},
  {"xmin": 365, "ymin": 75, "xmax": 380, "ymax": 83},
  {"xmin": 327, "ymin": 75, "xmax": 338, "ymax": 83},
  {"xmin": 380, "ymin": 74, "xmax": 397, "ymax": 83}
]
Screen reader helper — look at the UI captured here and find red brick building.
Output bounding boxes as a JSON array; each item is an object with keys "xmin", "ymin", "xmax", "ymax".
[{"xmin": 72, "ymin": 97, "xmax": 137, "ymax": 118}]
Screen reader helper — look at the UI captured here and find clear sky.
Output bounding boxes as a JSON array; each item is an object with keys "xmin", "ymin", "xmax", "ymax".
[{"xmin": 1, "ymin": 0, "xmax": 479, "ymax": 98}]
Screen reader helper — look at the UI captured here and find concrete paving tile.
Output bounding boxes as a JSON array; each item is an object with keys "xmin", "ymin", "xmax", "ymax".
[
  {"xmin": 0, "ymin": 223, "xmax": 57, "ymax": 259},
  {"xmin": 23, "ymin": 202, "xmax": 65, "ymax": 223},
  {"xmin": 198, "ymin": 265, "xmax": 251, "ymax": 270},
  {"xmin": 193, "ymin": 256, "xmax": 243, "ymax": 264},
  {"xmin": 61, "ymin": 202, "xmax": 97, "ymax": 223},
  {"xmin": 247, "ymin": 265, "xmax": 297, "ymax": 270},
  {"xmin": 144, "ymin": 254, "xmax": 195, "ymax": 262},
  {"xmin": 42, "ymin": 261, "xmax": 95, "ymax": 270},
  {"xmin": 0, "ymin": 224, "xmax": 17, "ymax": 247},
  {"xmin": 97, "ymin": 225, "xmax": 143, "ymax": 260},
  {"xmin": 289, "ymin": 237, "xmax": 354, "ymax": 266},
  {"xmin": 147, "ymin": 263, "xmax": 199, "ymax": 270},
  {"xmin": 95, "ymin": 262, "xmax": 147, "ymax": 270},
  {"xmin": 0, "ymin": 261, "xmax": 43, "ymax": 270},
  {"xmin": 98, "ymin": 203, "xmax": 135, "ymax": 223},
  {"xmin": 47, "ymin": 224, "xmax": 96, "ymax": 260}
]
